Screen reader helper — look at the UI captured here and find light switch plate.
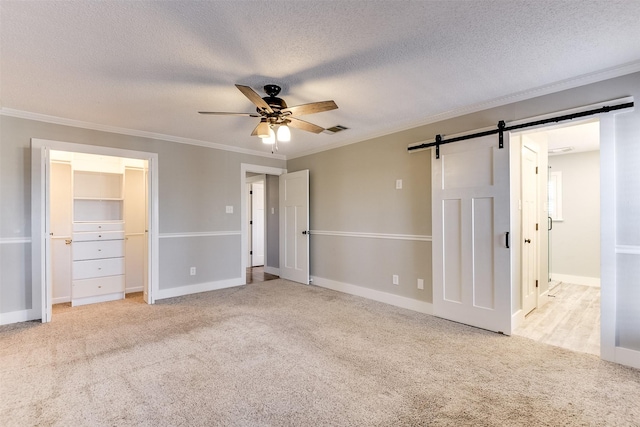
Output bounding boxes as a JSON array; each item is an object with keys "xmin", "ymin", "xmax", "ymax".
[
  {"xmin": 396, "ymin": 179, "xmax": 403, "ymax": 189},
  {"xmin": 226, "ymin": 206, "xmax": 233, "ymax": 214}
]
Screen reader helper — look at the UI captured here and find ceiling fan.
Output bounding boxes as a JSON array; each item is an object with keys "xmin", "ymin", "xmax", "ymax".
[{"xmin": 199, "ymin": 84, "xmax": 338, "ymax": 146}]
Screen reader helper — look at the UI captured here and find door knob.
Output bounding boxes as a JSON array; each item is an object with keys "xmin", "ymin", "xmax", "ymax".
[
  {"xmin": 524, "ymin": 239, "xmax": 531, "ymax": 243},
  {"xmin": 302, "ymin": 230, "xmax": 309, "ymax": 235},
  {"xmin": 65, "ymin": 239, "xmax": 72, "ymax": 245}
]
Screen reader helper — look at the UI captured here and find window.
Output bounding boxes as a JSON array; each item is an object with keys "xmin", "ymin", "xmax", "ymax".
[{"xmin": 548, "ymin": 171, "xmax": 563, "ymax": 221}]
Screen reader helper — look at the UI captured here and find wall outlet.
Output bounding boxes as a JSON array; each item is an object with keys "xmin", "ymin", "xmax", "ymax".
[
  {"xmin": 417, "ymin": 278, "xmax": 424, "ymax": 290},
  {"xmin": 271, "ymin": 207, "xmax": 275, "ymax": 214},
  {"xmin": 395, "ymin": 179, "xmax": 403, "ymax": 189},
  {"xmin": 190, "ymin": 267, "xmax": 196, "ymax": 276},
  {"xmin": 226, "ymin": 205, "xmax": 233, "ymax": 214},
  {"xmin": 392, "ymin": 274, "xmax": 399, "ymax": 285}
]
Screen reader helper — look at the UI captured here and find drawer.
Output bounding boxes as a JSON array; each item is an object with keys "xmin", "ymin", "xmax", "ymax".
[
  {"xmin": 73, "ymin": 240, "xmax": 124, "ymax": 261},
  {"xmin": 73, "ymin": 222, "xmax": 124, "ymax": 232},
  {"xmin": 72, "ymin": 275, "xmax": 125, "ymax": 299},
  {"xmin": 73, "ymin": 231, "xmax": 125, "ymax": 242},
  {"xmin": 73, "ymin": 257, "xmax": 124, "ymax": 280}
]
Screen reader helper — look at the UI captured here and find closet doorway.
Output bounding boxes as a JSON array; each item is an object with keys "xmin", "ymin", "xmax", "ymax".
[{"xmin": 31, "ymin": 139, "xmax": 159, "ymax": 323}]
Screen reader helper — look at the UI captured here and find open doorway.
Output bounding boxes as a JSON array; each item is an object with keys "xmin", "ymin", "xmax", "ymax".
[
  {"xmin": 240, "ymin": 164, "xmax": 287, "ymax": 284},
  {"xmin": 513, "ymin": 119, "xmax": 601, "ymax": 355},
  {"xmin": 32, "ymin": 139, "xmax": 159, "ymax": 323}
]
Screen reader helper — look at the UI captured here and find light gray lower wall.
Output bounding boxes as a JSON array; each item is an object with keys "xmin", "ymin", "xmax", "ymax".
[
  {"xmin": 549, "ymin": 150, "xmax": 600, "ymax": 280},
  {"xmin": 159, "ymin": 235, "xmax": 240, "ymax": 289},
  {"xmin": 265, "ymin": 175, "xmax": 279, "ymax": 270},
  {"xmin": 0, "ymin": 115, "xmax": 285, "ymax": 317},
  {"xmin": 312, "ymin": 236, "xmax": 431, "ymax": 301}
]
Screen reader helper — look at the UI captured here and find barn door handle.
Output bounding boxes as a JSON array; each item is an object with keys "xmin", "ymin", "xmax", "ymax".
[{"xmin": 505, "ymin": 232, "xmax": 510, "ymax": 248}]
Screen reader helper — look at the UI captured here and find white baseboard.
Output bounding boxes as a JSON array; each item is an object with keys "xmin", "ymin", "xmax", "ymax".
[
  {"xmin": 511, "ymin": 309, "xmax": 524, "ymax": 331},
  {"xmin": 155, "ymin": 277, "xmax": 244, "ymax": 300},
  {"xmin": 0, "ymin": 309, "xmax": 38, "ymax": 325},
  {"xmin": 615, "ymin": 346, "xmax": 640, "ymax": 370},
  {"xmin": 311, "ymin": 276, "xmax": 433, "ymax": 315},
  {"xmin": 126, "ymin": 286, "xmax": 143, "ymax": 293},
  {"xmin": 53, "ymin": 296, "xmax": 71, "ymax": 305},
  {"xmin": 551, "ymin": 273, "xmax": 600, "ymax": 287},
  {"xmin": 264, "ymin": 266, "xmax": 280, "ymax": 276}
]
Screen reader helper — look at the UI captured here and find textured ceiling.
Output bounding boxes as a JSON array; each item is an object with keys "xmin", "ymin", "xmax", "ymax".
[{"xmin": 2, "ymin": 1, "xmax": 640, "ymax": 159}]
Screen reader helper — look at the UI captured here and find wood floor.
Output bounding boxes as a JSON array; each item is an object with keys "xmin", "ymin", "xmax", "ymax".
[
  {"xmin": 246, "ymin": 266, "xmax": 279, "ymax": 284},
  {"xmin": 513, "ymin": 282, "xmax": 600, "ymax": 356}
]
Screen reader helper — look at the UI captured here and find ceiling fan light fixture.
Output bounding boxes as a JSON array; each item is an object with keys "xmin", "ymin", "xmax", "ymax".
[
  {"xmin": 256, "ymin": 119, "xmax": 270, "ymax": 138},
  {"xmin": 263, "ymin": 128, "xmax": 275, "ymax": 144},
  {"xmin": 277, "ymin": 124, "xmax": 291, "ymax": 142}
]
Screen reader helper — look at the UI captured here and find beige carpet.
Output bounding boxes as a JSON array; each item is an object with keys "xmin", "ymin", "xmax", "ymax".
[{"xmin": 1, "ymin": 279, "xmax": 639, "ymax": 426}]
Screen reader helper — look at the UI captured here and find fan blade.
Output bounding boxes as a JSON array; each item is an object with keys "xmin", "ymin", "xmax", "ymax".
[
  {"xmin": 199, "ymin": 111, "xmax": 261, "ymax": 117},
  {"xmin": 282, "ymin": 100, "xmax": 337, "ymax": 117},
  {"xmin": 235, "ymin": 84, "xmax": 273, "ymax": 113},
  {"xmin": 286, "ymin": 117, "xmax": 325, "ymax": 134}
]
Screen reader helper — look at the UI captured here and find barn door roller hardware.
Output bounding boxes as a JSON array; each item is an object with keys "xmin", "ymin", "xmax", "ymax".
[{"xmin": 408, "ymin": 102, "xmax": 634, "ymax": 158}]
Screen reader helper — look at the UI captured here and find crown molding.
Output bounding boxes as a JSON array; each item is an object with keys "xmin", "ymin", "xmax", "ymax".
[
  {"xmin": 0, "ymin": 108, "xmax": 286, "ymax": 161},
  {"xmin": 287, "ymin": 61, "xmax": 640, "ymax": 160}
]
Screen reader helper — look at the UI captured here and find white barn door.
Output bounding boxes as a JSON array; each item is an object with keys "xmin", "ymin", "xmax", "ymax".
[
  {"xmin": 432, "ymin": 135, "xmax": 512, "ymax": 334},
  {"xmin": 279, "ymin": 170, "xmax": 309, "ymax": 284}
]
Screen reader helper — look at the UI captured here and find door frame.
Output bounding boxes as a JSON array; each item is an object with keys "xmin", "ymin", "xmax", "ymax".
[
  {"xmin": 240, "ymin": 164, "xmax": 287, "ymax": 283},
  {"xmin": 31, "ymin": 139, "xmax": 159, "ymax": 322},
  {"xmin": 504, "ymin": 96, "xmax": 633, "ymax": 365}
]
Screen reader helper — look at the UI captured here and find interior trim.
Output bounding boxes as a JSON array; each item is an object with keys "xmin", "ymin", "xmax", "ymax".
[
  {"xmin": 0, "ymin": 237, "xmax": 31, "ymax": 244},
  {"xmin": 615, "ymin": 245, "xmax": 640, "ymax": 255},
  {"xmin": 1, "ymin": 108, "xmax": 285, "ymax": 161},
  {"xmin": 159, "ymin": 231, "xmax": 241, "ymax": 239},
  {"xmin": 310, "ymin": 230, "xmax": 432, "ymax": 242},
  {"xmin": 312, "ymin": 276, "xmax": 433, "ymax": 315}
]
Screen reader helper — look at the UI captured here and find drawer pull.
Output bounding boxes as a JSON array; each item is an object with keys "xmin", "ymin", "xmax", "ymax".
[
  {"xmin": 98, "ymin": 235, "xmax": 102, "ymax": 238},
  {"xmin": 98, "ymin": 268, "xmax": 102, "ymax": 270}
]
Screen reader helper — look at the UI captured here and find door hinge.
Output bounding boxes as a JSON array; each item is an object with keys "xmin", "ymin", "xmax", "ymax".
[
  {"xmin": 536, "ymin": 223, "xmax": 538, "ymax": 231},
  {"xmin": 536, "ymin": 166, "xmax": 538, "ymax": 174},
  {"xmin": 250, "ymin": 190, "xmax": 253, "ymax": 195},
  {"xmin": 250, "ymin": 220, "xmax": 253, "ymax": 225},
  {"xmin": 536, "ymin": 280, "xmax": 539, "ymax": 288},
  {"xmin": 250, "ymin": 250, "xmax": 253, "ymax": 255}
]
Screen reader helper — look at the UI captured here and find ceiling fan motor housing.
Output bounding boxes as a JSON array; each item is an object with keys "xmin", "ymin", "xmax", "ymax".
[{"xmin": 260, "ymin": 85, "xmax": 287, "ymax": 113}]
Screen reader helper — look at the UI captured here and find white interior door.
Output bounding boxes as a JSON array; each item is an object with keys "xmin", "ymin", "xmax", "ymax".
[
  {"xmin": 279, "ymin": 170, "xmax": 309, "ymax": 284},
  {"xmin": 251, "ymin": 182, "xmax": 265, "ymax": 266},
  {"xmin": 50, "ymin": 161, "xmax": 72, "ymax": 305},
  {"xmin": 432, "ymin": 135, "xmax": 512, "ymax": 334},
  {"xmin": 522, "ymin": 145, "xmax": 538, "ymax": 315}
]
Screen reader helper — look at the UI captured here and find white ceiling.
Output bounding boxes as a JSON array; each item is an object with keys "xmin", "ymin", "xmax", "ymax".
[{"xmin": 2, "ymin": 1, "xmax": 640, "ymax": 159}]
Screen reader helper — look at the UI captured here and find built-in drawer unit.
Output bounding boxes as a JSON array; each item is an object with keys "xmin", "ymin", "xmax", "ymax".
[
  {"xmin": 73, "ymin": 222, "xmax": 124, "ymax": 232},
  {"xmin": 73, "ymin": 257, "xmax": 124, "ymax": 280},
  {"xmin": 72, "ymin": 275, "xmax": 125, "ymax": 300},
  {"xmin": 73, "ymin": 231, "xmax": 125, "ymax": 242},
  {"xmin": 73, "ymin": 240, "xmax": 124, "ymax": 261}
]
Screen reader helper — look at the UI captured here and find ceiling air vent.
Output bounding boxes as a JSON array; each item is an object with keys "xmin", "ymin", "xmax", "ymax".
[
  {"xmin": 548, "ymin": 146, "xmax": 574, "ymax": 154},
  {"xmin": 324, "ymin": 125, "xmax": 349, "ymax": 134}
]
